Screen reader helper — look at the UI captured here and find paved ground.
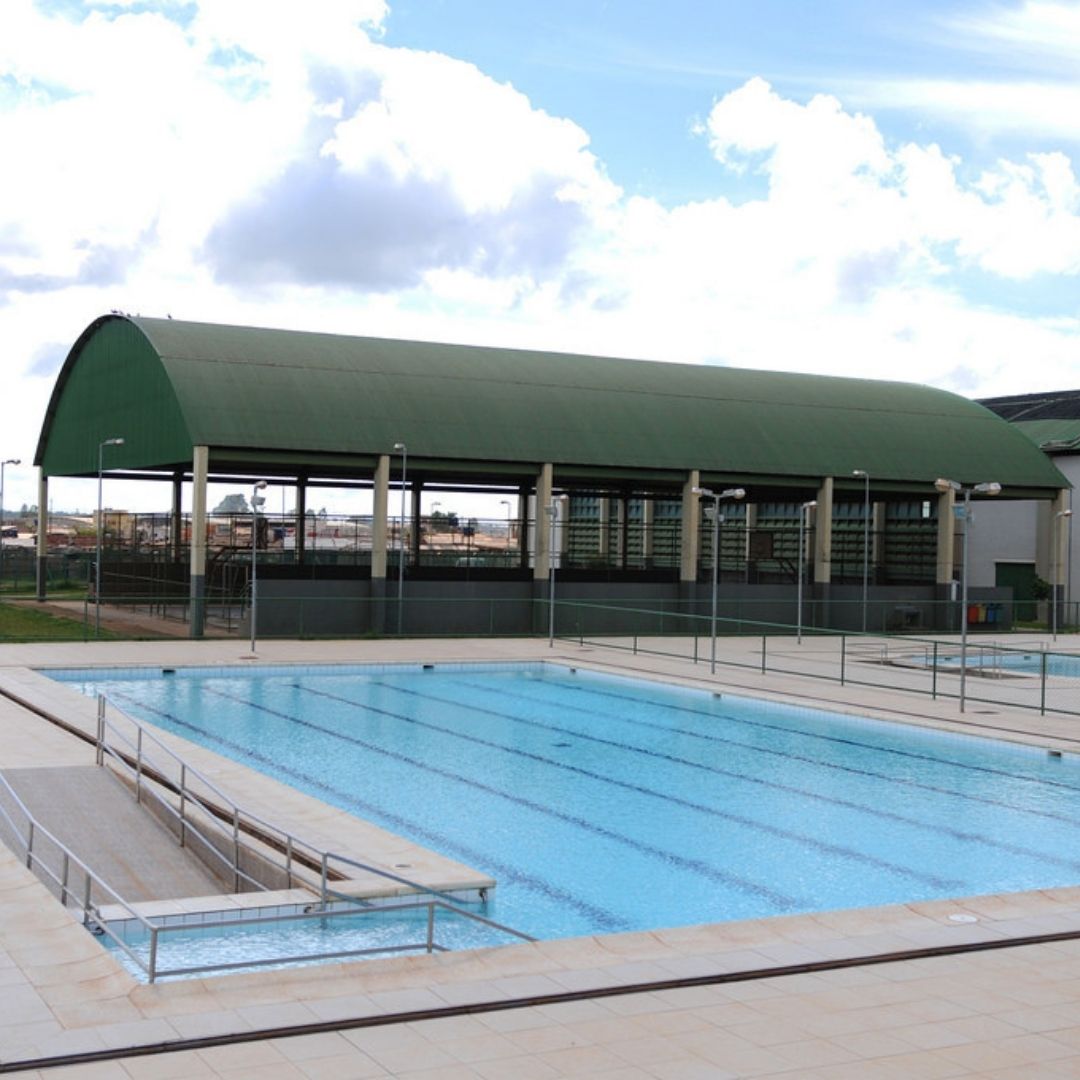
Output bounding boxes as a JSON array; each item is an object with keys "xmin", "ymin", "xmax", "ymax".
[{"xmin": 1, "ymin": 634, "xmax": 1080, "ymax": 1077}]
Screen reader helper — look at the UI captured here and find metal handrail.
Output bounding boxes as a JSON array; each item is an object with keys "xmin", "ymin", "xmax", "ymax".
[
  {"xmin": 96, "ymin": 696, "xmax": 327, "ymax": 891},
  {"xmin": 0, "ymin": 771, "xmax": 155, "ymax": 978}
]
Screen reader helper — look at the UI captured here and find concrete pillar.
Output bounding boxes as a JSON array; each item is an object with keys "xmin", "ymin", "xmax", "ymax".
[
  {"xmin": 680, "ymin": 470, "xmax": 701, "ymax": 582},
  {"xmin": 534, "ymin": 463, "xmax": 553, "ymax": 580},
  {"xmin": 189, "ymin": 445, "xmax": 208, "ymax": 638},
  {"xmin": 295, "ymin": 479, "xmax": 306, "ymax": 564},
  {"xmin": 35, "ymin": 471, "xmax": 47, "ymax": 601},
  {"xmin": 371, "ymin": 455, "xmax": 389, "ymax": 579},
  {"xmin": 814, "ymin": 477, "xmax": 833, "ymax": 584},
  {"xmin": 411, "ymin": 484, "xmax": 422, "ymax": 565},
  {"xmin": 936, "ymin": 488, "xmax": 957, "ymax": 585},
  {"xmin": 171, "ymin": 471, "xmax": 183, "ymax": 563}
]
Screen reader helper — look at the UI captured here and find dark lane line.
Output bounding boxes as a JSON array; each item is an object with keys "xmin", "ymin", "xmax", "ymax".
[
  {"xmin": 361, "ymin": 678, "xmax": 1080, "ymax": 879},
  {"xmin": 449, "ymin": 676, "xmax": 1080, "ymax": 831},
  {"xmin": 530, "ymin": 673, "xmax": 1080, "ymax": 794},
  {"xmin": 109, "ymin": 691, "xmax": 630, "ymax": 931},
  {"xmin": 196, "ymin": 686, "xmax": 803, "ymax": 909},
  {"xmin": 305, "ymin": 681, "xmax": 961, "ymax": 890}
]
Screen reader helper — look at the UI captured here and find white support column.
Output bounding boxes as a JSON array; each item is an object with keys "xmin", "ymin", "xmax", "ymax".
[
  {"xmin": 814, "ymin": 477, "xmax": 834, "ymax": 584},
  {"xmin": 680, "ymin": 470, "xmax": 701, "ymax": 582},
  {"xmin": 534, "ymin": 463, "xmax": 553, "ymax": 580},
  {"xmin": 936, "ymin": 487, "xmax": 956, "ymax": 585},
  {"xmin": 189, "ymin": 445, "xmax": 208, "ymax": 638},
  {"xmin": 372, "ymin": 454, "xmax": 389, "ymax": 579},
  {"xmin": 35, "ymin": 470, "xmax": 48, "ymax": 601}
]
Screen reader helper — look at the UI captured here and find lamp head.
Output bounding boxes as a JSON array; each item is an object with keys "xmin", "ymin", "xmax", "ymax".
[
  {"xmin": 802, "ymin": 500, "xmax": 817, "ymax": 510},
  {"xmin": 692, "ymin": 486, "xmax": 712, "ymax": 497},
  {"xmin": 102, "ymin": 437, "xmax": 124, "ymax": 448},
  {"xmin": 1060, "ymin": 509, "xmax": 1074, "ymax": 519},
  {"xmin": 720, "ymin": 487, "xmax": 746, "ymax": 501},
  {"xmin": 393, "ymin": 442, "xmax": 406, "ymax": 453},
  {"xmin": 253, "ymin": 479, "xmax": 268, "ymax": 491},
  {"xmin": 934, "ymin": 477, "xmax": 960, "ymax": 494},
  {"xmin": 3, "ymin": 459, "xmax": 20, "ymax": 466},
  {"xmin": 973, "ymin": 482, "xmax": 1002, "ymax": 496},
  {"xmin": 852, "ymin": 469, "xmax": 868, "ymax": 479}
]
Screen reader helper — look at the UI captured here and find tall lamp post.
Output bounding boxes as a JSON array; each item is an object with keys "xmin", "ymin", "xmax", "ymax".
[
  {"xmin": 0, "ymin": 457, "xmax": 20, "ymax": 593},
  {"xmin": 393, "ymin": 442, "xmax": 407, "ymax": 635},
  {"xmin": 852, "ymin": 469, "xmax": 870, "ymax": 633},
  {"xmin": 1054, "ymin": 507, "xmax": 1071, "ymax": 639},
  {"xmin": 796, "ymin": 500, "xmax": 817, "ymax": 644},
  {"xmin": 692, "ymin": 486, "xmax": 746, "ymax": 673},
  {"xmin": 249, "ymin": 479, "xmax": 268, "ymax": 654},
  {"xmin": 96, "ymin": 437, "xmax": 124, "ymax": 637},
  {"xmin": 546, "ymin": 494, "xmax": 567, "ymax": 646},
  {"xmin": 934, "ymin": 478, "xmax": 1002, "ymax": 712}
]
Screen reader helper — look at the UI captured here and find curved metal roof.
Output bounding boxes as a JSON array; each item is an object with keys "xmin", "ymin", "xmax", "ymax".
[{"xmin": 35, "ymin": 314, "xmax": 1068, "ymax": 495}]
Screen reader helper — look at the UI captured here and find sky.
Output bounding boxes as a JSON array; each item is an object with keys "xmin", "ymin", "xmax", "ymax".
[{"xmin": 3, "ymin": 0, "xmax": 1080, "ymax": 515}]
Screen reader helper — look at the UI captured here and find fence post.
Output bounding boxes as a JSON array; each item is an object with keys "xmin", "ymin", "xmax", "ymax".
[
  {"xmin": 25, "ymin": 822, "xmax": 34, "ymax": 870},
  {"xmin": 761, "ymin": 634, "xmax": 767, "ymax": 674},
  {"xmin": 61, "ymin": 853, "xmax": 70, "ymax": 905},
  {"xmin": 135, "ymin": 727, "xmax": 144, "ymax": 804},
  {"xmin": 320, "ymin": 852, "xmax": 329, "ymax": 910},
  {"xmin": 840, "ymin": 636, "xmax": 846, "ymax": 686},
  {"xmin": 148, "ymin": 927, "xmax": 158, "ymax": 984},
  {"xmin": 932, "ymin": 641, "xmax": 938, "ymax": 700},
  {"xmin": 426, "ymin": 903, "xmax": 436, "ymax": 953}
]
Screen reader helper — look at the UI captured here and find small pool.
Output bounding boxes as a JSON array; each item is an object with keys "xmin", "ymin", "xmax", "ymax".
[
  {"xmin": 49, "ymin": 662, "xmax": 1080, "ymax": 955},
  {"xmin": 941, "ymin": 651, "xmax": 1080, "ymax": 677}
]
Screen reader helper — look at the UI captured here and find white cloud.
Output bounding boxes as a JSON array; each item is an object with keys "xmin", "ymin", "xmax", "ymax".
[{"xmin": 3, "ymin": 5, "xmax": 1080, "ymax": 513}]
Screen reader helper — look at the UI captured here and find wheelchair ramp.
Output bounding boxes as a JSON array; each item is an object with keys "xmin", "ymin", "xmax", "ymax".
[{"xmin": 0, "ymin": 766, "xmax": 226, "ymax": 903}]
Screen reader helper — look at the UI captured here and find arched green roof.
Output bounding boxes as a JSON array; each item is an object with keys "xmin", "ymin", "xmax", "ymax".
[{"xmin": 35, "ymin": 314, "xmax": 1068, "ymax": 495}]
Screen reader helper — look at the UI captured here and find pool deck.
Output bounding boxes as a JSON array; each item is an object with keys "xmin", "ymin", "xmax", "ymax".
[{"xmin": 3, "ymin": 635, "xmax": 1080, "ymax": 1076}]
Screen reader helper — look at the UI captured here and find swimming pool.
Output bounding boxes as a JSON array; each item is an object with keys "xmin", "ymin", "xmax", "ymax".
[
  {"xmin": 944, "ymin": 650, "xmax": 1080, "ymax": 677},
  {"xmin": 50, "ymin": 662, "xmax": 1080, "ymax": 945}
]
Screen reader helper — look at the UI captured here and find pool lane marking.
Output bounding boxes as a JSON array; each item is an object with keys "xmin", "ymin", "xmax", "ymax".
[
  {"xmin": 447, "ymin": 675, "xmax": 1080, "ymax": 833},
  {"xmin": 154, "ymin": 686, "xmax": 805, "ymax": 910},
  {"xmin": 352, "ymin": 678, "xmax": 1080, "ymax": 881},
  {"xmin": 300, "ymin": 681, "xmax": 963, "ymax": 891},
  {"xmin": 526, "ymin": 672, "xmax": 1080, "ymax": 795},
  {"xmin": 107, "ymin": 691, "xmax": 630, "ymax": 932}
]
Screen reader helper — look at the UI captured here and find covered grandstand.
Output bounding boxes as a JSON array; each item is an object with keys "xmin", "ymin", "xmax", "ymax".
[{"xmin": 33, "ymin": 314, "xmax": 1070, "ymax": 637}]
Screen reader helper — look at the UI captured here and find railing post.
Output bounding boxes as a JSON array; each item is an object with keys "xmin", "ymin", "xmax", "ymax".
[
  {"xmin": 179, "ymin": 764, "xmax": 187, "ymax": 848},
  {"xmin": 61, "ymin": 853, "xmax": 70, "ymax": 906},
  {"xmin": 426, "ymin": 902, "xmax": 436, "ymax": 953},
  {"xmin": 148, "ymin": 926, "xmax": 158, "ymax": 984},
  {"xmin": 285, "ymin": 835, "xmax": 293, "ymax": 888},
  {"xmin": 1041, "ymin": 650, "xmax": 1048, "ymax": 716},
  {"xmin": 82, "ymin": 873, "xmax": 92, "ymax": 920},
  {"xmin": 633, "ymin": 633, "xmax": 638, "ymax": 655},
  {"xmin": 320, "ymin": 852, "xmax": 329, "ymax": 910},
  {"xmin": 135, "ymin": 727, "xmax": 143, "ymax": 804},
  {"xmin": 932, "ymin": 641, "xmax": 938, "ymax": 700},
  {"xmin": 761, "ymin": 634, "xmax": 767, "ymax": 674},
  {"xmin": 840, "ymin": 635, "xmax": 846, "ymax": 686},
  {"xmin": 232, "ymin": 806, "xmax": 241, "ymax": 893},
  {"xmin": 25, "ymin": 821, "xmax": 34, "ymax": 869},
  {"xmin": 96, "ymin": 695, "xmax": 105, "ymax": 766}
]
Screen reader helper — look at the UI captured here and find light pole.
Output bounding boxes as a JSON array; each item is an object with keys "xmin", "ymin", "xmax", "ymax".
[
  {"xmin": 853, "ymin": 469, "xmax": 870, "ymax": 633},
  {"xmin": 393, "ymin": 442, "xmax": 407, "ymax": 634},
  {"xmin": 934, "ymin": 478, "xmax": 1002, "ymax": 712},
  {"xmin": 547, "ymin": 494, "xmax": 567, "ymax": 647},
  {"xmin": 1054, "ymin": 507, "xmax": 1071, "ymax": 639},
  {"xmin": 95, "ymin": 438, "xmax": 124, "ymax": 637},
  {"xmin": 797, "ymin": 500, "xmax": 817, "ymax": 644},
  {"xmin": 250, "ymin": 479, "xmax": 268, "ymax": 654},
  {"xmin": 0, "ymin": 458, "xmax": 20, "ymax": 593},
  {"xmin": 692, "ymin": 486, "xmax": 746, "ymax": 673}
]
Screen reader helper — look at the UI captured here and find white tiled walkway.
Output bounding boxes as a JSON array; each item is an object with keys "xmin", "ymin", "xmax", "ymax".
[{"xmin": 1, "ymin": 635, "xmax": 1080, "ymax": 1078}]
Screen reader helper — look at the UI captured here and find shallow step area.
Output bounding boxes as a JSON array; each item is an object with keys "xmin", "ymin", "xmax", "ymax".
[{"xmin": 0, "ymin": 765, "xmax": 228, "ymax": 904}]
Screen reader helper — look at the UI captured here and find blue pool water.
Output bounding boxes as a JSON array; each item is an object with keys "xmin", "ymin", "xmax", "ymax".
[
  {"xmin": 50, "ymin": 662, "xmax": 1080, "ymax": 943},
  {"xmin": 949, "ymin": 651, "xmax": 1080, "ymax": 677}
]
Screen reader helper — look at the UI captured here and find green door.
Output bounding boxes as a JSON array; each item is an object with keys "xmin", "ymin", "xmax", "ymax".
[{"xmin": 996, "ymin": 562, "xmax": 1038, "ymax": 622}]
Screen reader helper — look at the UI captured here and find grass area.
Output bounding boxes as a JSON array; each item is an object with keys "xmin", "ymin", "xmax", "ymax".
[{"xmin": 0, "ymin": 601, "xmax": 113, "ymax": 642}]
